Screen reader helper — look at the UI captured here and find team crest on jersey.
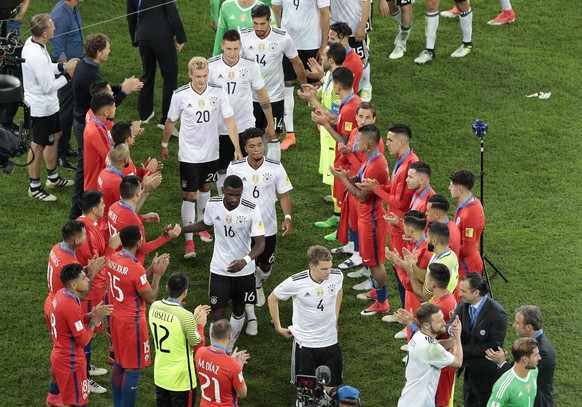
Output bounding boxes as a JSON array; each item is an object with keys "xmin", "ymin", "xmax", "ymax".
[
  {"xmin": 239, "ymin": 69, "xmax": 248, "ymax": 79},
  {"xmin": 262, "ymin": 172, "xmax": 272, "ymax": 184},
  {"xmin": 328, "ymin": 284, "xmax": 336, "ymax": 295},
  {"xmin": 526, "ymin": 384, "xmax": 531, "ymax": 393},
  {"xmin": 209, "ymin": 97, "xmax": 218, "ymax": 108},
  {"xmin": 240, "ymin": 13, "xmax": 247, "ymax": 22},
  {"xmin": 455, "ymin": 217, "xmax": 461, "ymax": 225},
  {"xmin": 210, "ymin": 296, "xmax": 218, "ymax": 305},
  {"xmin": 226, "ymin": 215, "xmax": 232, "ymax": 224},
  {"xmin": 235, "ymin": 215, "xmax": 246, "ymax": 227},
  {"xmin": 252, "ymin": 174, "xmax": 259, "ymax": 184},
  {"xmin": 317, "ymin": 288, "xmax": 324, "ymax": 297},
  {"xmin": 228, "ymin": 71, "xmax": 235, "ymax": 80},
  {"xmin": 198, "ymin": 100, "xmax": 205, "ymax": 108},
  {"xmin": 269, "ymin": 42, "xmax": 278, "ymax": 52},
  {"xmin": 259, "ymin": 44, "xmax": 265, "ymax": 52}
]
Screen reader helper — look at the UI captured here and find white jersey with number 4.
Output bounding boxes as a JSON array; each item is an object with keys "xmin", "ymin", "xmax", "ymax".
[
  {"xmin": 208, "ymin": 55, "xmax": 265, "ymax": 135},
  {"xmin": 204, "ymin": 197, "xmax": 265, "ymax": 277},
  {"xmin": 273, "ymin": 269, "xmax": 343, "ymax": 347},
  {"xmin": 240, "ymin": 27, "xmax": 298, "ymax": 102},
  {"xmin": 227, "ymin": 157, "xmax": 293, "ymax": 236},
  {"xmin": 398, "ymin": 331, "xmax": 455, "ymax": 407},
  {"xmin": 330, "ymin": 0, "xmax": 369, "ymax": 37},
  {"xmin": 167, "ymin": 83, "xmax": 234, "ymax": 163},
  {"xmin": 272, "ymin": 0, "xmax": 330, "ymax": 50}
]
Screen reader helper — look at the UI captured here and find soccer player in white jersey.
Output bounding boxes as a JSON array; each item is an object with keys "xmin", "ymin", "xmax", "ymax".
[
  {"xmin": 272, "ymin": 0, "xmax": 330, "ymax": 151},
  {"xmin": 161, "ymin": 57, "xmax": 242, "ymax": 259},
  {"xmin": 330, "ymin": 0, "xmax": 373, "ymax": 101},
  {"xmin": 268, "ymin": 246, "xmax": 344, "ymax": 389},
  {"xmin": 398, "ymin": 303, "xmax": 463, "ymax": 407},
  {"xmin": 227, "ymin": 128, "xmax": 293, "ymax": 336},
  {"xmin": 209, "ymin": 29, "xmax": 275, "ymax": 192},
  {"xmin": 240, "ymin": 4, "xmax": 307, "ymax": 161},
  {"xmin": 181, "ymin": 175, "xmax": 266, "ymax": 352}
]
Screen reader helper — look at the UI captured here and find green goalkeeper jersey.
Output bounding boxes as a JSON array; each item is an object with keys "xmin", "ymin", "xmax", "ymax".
[{"xmin": 487, "ymin": 368, "xmax": 538, "ymax": 407}]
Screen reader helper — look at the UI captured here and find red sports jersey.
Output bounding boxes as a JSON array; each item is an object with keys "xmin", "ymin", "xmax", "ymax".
[
  {"xmin": 445, "ymin": 219, "xmax": 461, "ymax": 258},
  {"xmin": 342, "ymin": 49, "xmax": 363, "ymax": 94},
  {"xmin": 398, "ymin": 236, "xmax": 433, "ymax": 316},
  {"xmin": 106, "ymin": 250, "xmax": 150, "ymax": 321},
  {"xmin": 98, "ymin": 165, "xmax": 123, "ymax": 231},
  {"xmin": 396, "ymin": 185, "xmax": 436, "ymax": 232},
  {"xmin": 47, "ymin": 243, "xmax": 79, "ymax": 295},
  {"xmin": 195, "ymin": 347, "xmax": 245, "ymax": 407},
  {"xmin": 84, "ymin": 116, "xmax": 113, "ymax": 191},
  {"xmin": 454, "ymin": 195, "xmax": 485, "ymax": 276},
  {"xmin": 358, "ymin": 151, "xmax": 389, "ymax": 220},
  {"xmin": 107, "ymin": 200, "xmax": 171, "ymax": 264},
  {"xmin": 339, "ymin": 128, "xmax": 386, "ymax": 177}
]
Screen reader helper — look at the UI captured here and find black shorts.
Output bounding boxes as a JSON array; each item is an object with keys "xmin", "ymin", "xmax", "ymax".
[
  {"xmin": 218, "ymin": 134, "xmax": 246, "ymax": 170},
  {"xmin": 179, "ymin": 160, "xmax": 218, "ymax": 192},
  {"xmin": 31, "ymin": 113, "xmax": 61, "ymax": 146},
  {"xmin": 292, "ymin": 342, "xmax": 342, "ymax": 387},
  {"xmin": 209, "ymin": 273, "xmax": 257, "ymax": 310},
  {"xmin": 253, "ymin": 234, "xmax": 277, "ymax": 266},
  {"xmin": 397, "ymin": 0, "xmax": 413, "ymax": 5},
  {"xmin": 283, "ymin": 49, "xmax": 320, "ymax": 84},
  {"xmin": 253, "ymin": 100, "xmax": 284, "ymax": 133},
  {"xmin": 348, "ymin": 36, "xmax": 370, "ymax": 64},
  {"xmin": 155, "ymin": 386, "xmax": 196, "ymax": 407}
]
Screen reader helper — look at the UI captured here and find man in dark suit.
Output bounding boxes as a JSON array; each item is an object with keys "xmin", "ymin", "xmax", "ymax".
[
  {"xmin": 447, "ymin": 272, "xmax": 508, "ymax": 406},
  {"xmin": 127, "ymin": 0, "xmax": 186, "ymax": 129},
  {"xmin": 486, "ymin": 305, "xmax": 556, "ymax": 407}
]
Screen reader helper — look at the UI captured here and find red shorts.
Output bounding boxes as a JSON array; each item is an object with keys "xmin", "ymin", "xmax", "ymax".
[
  {"xmin": 388, "ymin": 233, "xmax": 406, "ymax": 256},
  {"xmin": 358, "ymin": 217, "xmax": 387, "ymax": 267},
  {"xmin": 44, "ymin": 294, "xmax": 53, "ymax": 331},
  {"xmin": 348, "ymin": 194, "xmax": 358, "ymax": 232},
  {"xmin": 51, "ymin": 362, "xmax": 89, "ymax": 406},
  {"xmin": 436, "ymin": 366, "xmax": 455, "ymax": 406},
  {"xmin": 80, "ymin": 299, "xmax": 104, "ymax": 333},
  {"xmin": 459, "ymin": 252, "xmax": 483, "ymax": 279},
  {"xmin": 110, "ymin": 314, "xmax": 151, "ymax": 369}
]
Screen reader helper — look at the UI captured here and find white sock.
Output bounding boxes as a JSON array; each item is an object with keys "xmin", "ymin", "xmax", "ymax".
[
  {"xmin": 459, "ymin": 8, "xmax": 473, "ymax": 44},
  {"xmin": 209, "ymin": 321, "xmax": 215, "ymax": 346},
  {"xmin": 350, "ymin": 251, "xmax": 362, "ymax": 264},
  {"xmin": 426, "ymin": 12, "xmax": 439, "ymax": 49},
  {"xmin": 391, "ymin": 9, "xmax": 402, "ymax": 25},
  {"xmin": 500, "ymin": 0, "xmax": 512, "ymax": 11},
  {"xmin": 245, "ymin": 304, "xmax": 256, "ymax": 321},
  {"xmin": 266, "ymin": 139, "xmax": 281, "ymax": 161},
  {"xmin": 228, "ymin": 313, "xmax": 245, "ymax": 352},
  {"xmin": 216, "ymin": 172, "xmax": 227, "ymax": 194},
  {"xmin": 283, "ymin": 86, "xmax": 295, "ymax": 133},
  {"xmin": 181, "ymin": 199, "xmax": 195, "ymax": 241},
  {"xmin": 344, "ymin": 241, "xmax": 355, "ymax": 252},
  {"xmin": 197, "ymin": 190, "xmax": 210, "ymax": 222},
  {"xmin": 255, "ymin": 265, "xmax": 272, "ymax": 288},
  {"xmin": 360, "ymin": 63, "xmax": 371, "ymax": 91}
]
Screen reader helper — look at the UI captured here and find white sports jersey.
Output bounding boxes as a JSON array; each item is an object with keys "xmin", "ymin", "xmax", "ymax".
[
  {"xmin": 240, "ymin": 27, "xmax": 298, "ymax": 102},
  {"xmin": 204, "ymin": 197, "xmax": 265, "ymax": 277},
  {"xmin": 208, "ymin": 55, "xmax": 265, "ymax": 135},
  {"xmin": 227, "ymin": 157, "xmax": 293, "ymax": 236},
  {"xmin": 167, "ymin": 83, "xmax": 234, "ymax": 163},
  {"xmin": 398, "ymin": 331, "xmax": 455, "ymax": 407},
  {"xmin": 330, "ymin": 0, "xmax": 369, "ymax": 37},
  {"xmin": 272, "ymin": 0, "xmax": 330, "ymax": 50},
  {"xmin": 273, "ymin": 269, "xmax": 343, "ymax": 347}
]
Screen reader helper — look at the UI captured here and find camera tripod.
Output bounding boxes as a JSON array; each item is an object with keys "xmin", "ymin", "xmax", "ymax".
[{"xmin": 472, "ymin": 120, "xmax": 508, "ymax": 299}]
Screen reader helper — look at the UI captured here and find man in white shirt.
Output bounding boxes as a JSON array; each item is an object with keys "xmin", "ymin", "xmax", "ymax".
[
  {"xmin": 268, "ymin": 246, "xmax": 344, "ymax": 388},
  {"xmin": 398, "ymin": 302, "xmax": 463, "ymax": 407},
  {"xmin": 161, "ymin": 57, "xmax": 242, "ymax": 259},
  {"xmin": 22, "ymin": 13, "xmax": 78, "ymax": 201},
  {"xmin": 227, "ymin": 127, "xmax": 293, "ymax": 335}
]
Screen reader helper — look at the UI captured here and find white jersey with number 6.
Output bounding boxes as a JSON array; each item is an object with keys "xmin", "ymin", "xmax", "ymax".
[
  {"xmin": 204, "ymin": 197, "xmax": 265, "ymax": 277},
  {"xmin": 273, "ymin": 269, "xmax": 343, "ymax": 347},
  {"xmin": 227, "ymin": 157, "xmax": 293, "ymax": 236},
  {"xmin": 272, "ymin": 0, "xmax": 330, "ymax": 50}
]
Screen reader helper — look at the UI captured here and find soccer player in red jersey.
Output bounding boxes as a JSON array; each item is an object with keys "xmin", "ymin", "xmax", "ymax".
[
  {"xmin": 83, "ymin": 92, "xmax": 116, "ymax": 191},
  {"xmin": 329, "ymin": 22, "xmax": 363, "ymax": 94},
  {"xmin": 195, "ymin": 319, "xmax": 249, "ymax": 407},
  {"xmin": 107, "ymin": 225, "xmax": 170, "ymax": 407},
  {"xmin": 426, "ymin": 194, "xmax": 461, "ymax": 257},
  {"xmin": 107, "ymin": 175, "xmax": 180, "ymax": 264},
  {"xmin": 449, "ymin": 169, "xmax": 485, "ymax": 277},
  {"xmin": 49, "ymin": 263, "xmax": 112, "ymax": 407},
  {"xmin": 331, "ymin": 125, "xmax": 390, "ymax": 316}
]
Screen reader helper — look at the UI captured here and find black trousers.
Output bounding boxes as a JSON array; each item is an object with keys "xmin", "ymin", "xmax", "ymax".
[
  {"xmin": 69, "ymin": 119, "xmax": 86, "ymax": 219},
  {"xmin": 57, "ymin": 81, "xmax": 74, "ymax": 158},
  {"xmin": 155, "ymin": 386, "xmax": 195, "ymax": 407},
  {"xmin": 137, "ymin": 37, "xmax": 178, "ymax": 124}
]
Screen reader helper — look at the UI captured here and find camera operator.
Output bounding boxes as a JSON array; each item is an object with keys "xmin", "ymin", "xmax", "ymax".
[{"xmin": 22, "ymin": 13, "xmax": 77, "ymax": 201}]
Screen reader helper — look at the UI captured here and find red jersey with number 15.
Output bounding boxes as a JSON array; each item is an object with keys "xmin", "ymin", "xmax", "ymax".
[{"xmin": 195, "ymin": 346, "xmax": 245, "ymax": 407}]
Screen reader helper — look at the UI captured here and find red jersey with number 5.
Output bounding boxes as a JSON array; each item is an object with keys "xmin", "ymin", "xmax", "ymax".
[{"xmin": 195, "ymin": 346, "xmax": 245, "ymax": 407}]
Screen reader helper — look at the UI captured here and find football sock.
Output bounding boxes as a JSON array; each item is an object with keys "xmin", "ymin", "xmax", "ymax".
[
  {"xmin": 245, "ymin": 304, "xmax": 257, "ymax": 321},
  {"xmin": 85, "ymin": 339, "xmax": 93, "ymax": 378},
  {"xmin": 426, "ymin": 12, "xmax": 439, "ymax": 49},
  {"xmin": 360, "ymin": 63, "xmax": 371, "ymax": 91},
  {"xmin": 500, "ymin": 0, "xmax": 512, "ymax": 11},
  {"xmin": 197, "ymin": 190, "xmax": 210, "ymax": 222},
  {"xmin": 209, "ymin": 321, "xmax": 215, "ymax": 346},
  {"xmin": 111, "ymin": 363, "xmax": 124, "ymax": 405},
  {"xmin": 30, "ymin": 178, "xmax": 41, "ymax": 189},
  {"xmin": 459, "ymin": 8, "xmax": 473, "ymax": 44},
  {"xmin": 122, "ymin": 370, "xmax": 142, "ymax": 407},
  {"xmin": 283, "ymin": 86, "xmax": 295, "ymax": 133},
  {"xmin": 48, "ymin": 381, "xmax": 60, "ymax": 395},
  {"xmin": 400, "ymin": 25, "xmax": 411, "ymax": 44},
  {"xmin": 255, "ymin": 266, "xmax": 272, "ymax": 288},
  {"xmin": 47, "ymin": 168, "xmax": 59, "ymax": 182},
  {"xmin": 181, "ymin": 199, "xmax": 196, "ymax": 241},
  {"xmin": 349, "ymin": 229, "xmax": 359, "ymax": 252},
  {"xmin": 376, "ymin": 284, "xmax": 388, "ymax": 303},
  {"xmin": 266, "ymin": 139, "xmax": 281, "ymax": 161},
  {"xmin": 228, "ymin": 312, "xmax": 245, "ymax": 352},
  {"xmin": 216, "ymin": 172, "xmax": 227, "ymax": 193},
  {"xmin": 391, "ymin": 8, "xmax": 402, "ymax": 25}
]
